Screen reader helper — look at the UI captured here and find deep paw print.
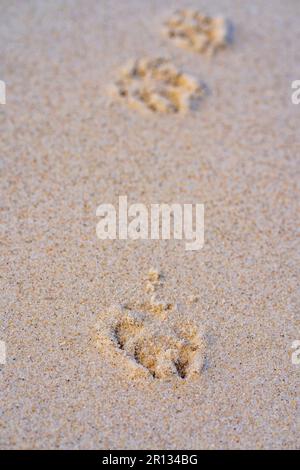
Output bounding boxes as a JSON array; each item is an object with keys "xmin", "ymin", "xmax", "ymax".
[
  {"xmin": 109, "ymin": 58, "xmax": 204, "ymax": 114},
  {"xmin": 95, "ymin": 270, "xmax": 206, "ymax": 380},
  {"xmin": 163, "ymin": 10, "xmax": 231, "ymax": 55}
]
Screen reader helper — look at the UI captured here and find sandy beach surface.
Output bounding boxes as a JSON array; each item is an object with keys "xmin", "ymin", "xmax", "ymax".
[{"xmin": 0, "ymin": 0, "xmax": 299, "ymax": 449}]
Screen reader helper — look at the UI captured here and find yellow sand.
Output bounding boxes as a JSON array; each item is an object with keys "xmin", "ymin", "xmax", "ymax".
[{"xmin": 0, "ymin": 0, "xmax": 299, "ymax": 449}]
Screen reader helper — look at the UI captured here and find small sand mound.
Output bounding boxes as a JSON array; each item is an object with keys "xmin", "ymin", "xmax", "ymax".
[{"xmin": 110, "ymin": 58, "xmax": 204, "ymax": 114}]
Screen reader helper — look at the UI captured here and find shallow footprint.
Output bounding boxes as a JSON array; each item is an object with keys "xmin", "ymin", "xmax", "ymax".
[
  {"xmin": 95, "ymin": 273, "xmax": 206, "ymax": 381},
  {"xmin": 163, "ymin": 10, "xmax": 231, "ymax": 55},
  {"xmin": 109, "ymin": 57, "xmax": 204, "ymax": 114}
]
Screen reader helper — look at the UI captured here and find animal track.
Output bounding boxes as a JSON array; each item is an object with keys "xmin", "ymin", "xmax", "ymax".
[
  {"xmin": 110, "ymin": 58, "xmax": 204, "ymax": 114},
  {"xmin": 164, "ymin": 10, "xmax": 231, "ymax": 55},
  {"xmin": 95, "ymin": 271, "xmax": 205, "ymax": 380}
]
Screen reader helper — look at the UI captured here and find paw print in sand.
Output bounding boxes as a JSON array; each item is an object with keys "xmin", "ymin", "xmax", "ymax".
[
  {"xmin": 110, "ymin": 58, "xmax": 204, "ymax": 114},
  {"xmin": 164, "ymin": 10, "xmax": 231, "ymax": 55},
  {"xmin": 95, "ymin": 270, "xmax": 205, "ymax": 380}
]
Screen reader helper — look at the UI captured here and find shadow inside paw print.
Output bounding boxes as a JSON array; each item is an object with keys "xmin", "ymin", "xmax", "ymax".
[
  {"xmin": 110, "ymin": 57, "xmax": 205, "ymax": 114},
  {"xmin": 96, "ymin": 303, "xmax": 205, "ymax": 380}
]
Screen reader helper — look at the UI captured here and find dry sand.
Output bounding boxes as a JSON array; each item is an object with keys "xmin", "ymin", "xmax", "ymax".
[{"xmin": 0, "ymin": 0, "xmax": 299, "ymax": 449}]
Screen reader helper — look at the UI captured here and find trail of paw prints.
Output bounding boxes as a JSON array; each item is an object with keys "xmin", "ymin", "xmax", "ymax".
[
  {"xmin": 95, "ymin": 270, "xmax": 206, "ymax": 380},
  {"xmin": 109, "ymin": 58, "xmax": 205, "ymax": 114},
  {"xmin": 163, "ymin": 10, "xmax": 232, "ymax": 55}
]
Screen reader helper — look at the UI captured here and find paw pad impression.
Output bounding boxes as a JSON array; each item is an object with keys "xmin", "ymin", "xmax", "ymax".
[
  {"xmin": 164, "ymin": 10, "xmax": 231, "ymax": 55},
  {"xmin": 95, "ymin": 271, "xmax": 205, "ymax": 380},
  {"xmin": 110, "ymin": 58, "xmax": 204, "ymax": 114}
]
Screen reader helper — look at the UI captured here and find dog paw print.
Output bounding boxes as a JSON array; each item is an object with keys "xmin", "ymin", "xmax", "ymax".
[
  {"xmin": 110, "ymin": 57, "xmax": 204, "ymax": 114},
  {"xmin": 95, "ymin": 270, "xmax": 206, "ymax": 380},
  {"xmin": 164, "ymin": 10, "xmax": 231, "ymax": 55}
]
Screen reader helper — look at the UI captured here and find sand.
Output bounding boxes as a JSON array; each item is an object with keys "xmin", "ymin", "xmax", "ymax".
[{"xmin": 0, "ymin": 0, "xmax": 299, "ymax": 449}]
